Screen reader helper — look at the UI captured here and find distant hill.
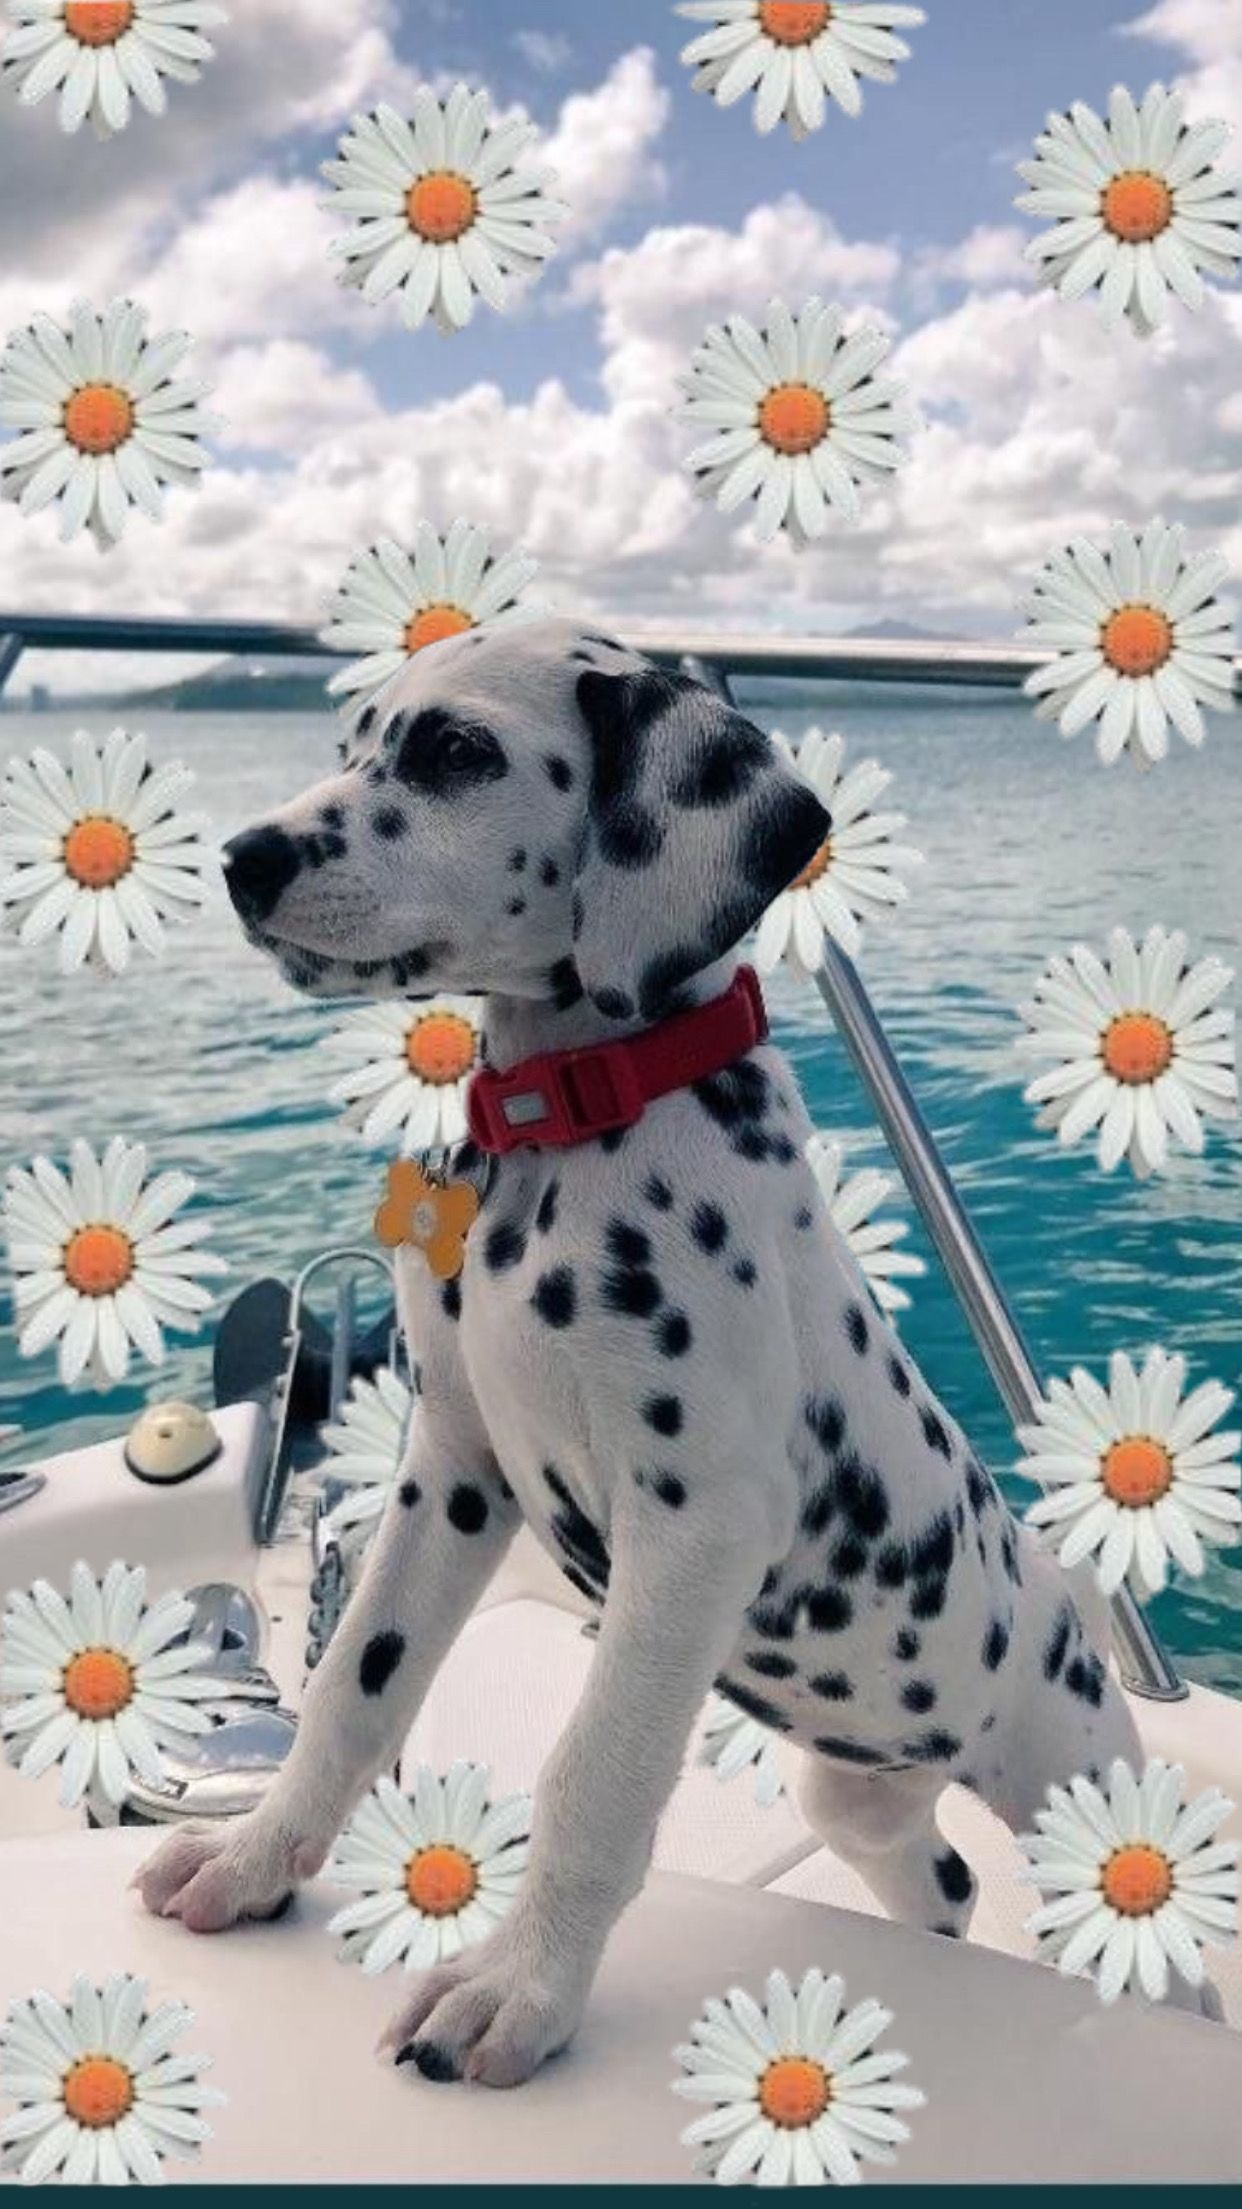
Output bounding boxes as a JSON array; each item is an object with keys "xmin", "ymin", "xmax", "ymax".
[{"xmin": 73, "ymin": 655, "xmax": 340, "ymax": 713}]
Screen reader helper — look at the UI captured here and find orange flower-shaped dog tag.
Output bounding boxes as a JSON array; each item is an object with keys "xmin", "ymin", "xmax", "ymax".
[{"xmin": 374, "ymin": 1160, "xmax": 480, "ymax": 1281}]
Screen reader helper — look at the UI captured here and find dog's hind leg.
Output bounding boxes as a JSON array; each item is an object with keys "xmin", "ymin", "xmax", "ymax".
[
  {"xmin": 135, "ymin": 1397, "xmax": 519, "ymax": 1933},
  {"xmin": 795, "ymin": 1753, "xmax": 980, "ymax": 1941}
]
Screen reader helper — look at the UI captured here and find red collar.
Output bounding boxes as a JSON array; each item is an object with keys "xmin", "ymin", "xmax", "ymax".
[{"xmin": 466, "ymin": 966, "xmax": 769, "ymax": 1156}]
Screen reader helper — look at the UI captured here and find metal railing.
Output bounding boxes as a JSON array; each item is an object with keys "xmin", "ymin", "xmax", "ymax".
[{"xmin": 0, "ymin": 612, "xmax": 1190, "ymax": 1697}]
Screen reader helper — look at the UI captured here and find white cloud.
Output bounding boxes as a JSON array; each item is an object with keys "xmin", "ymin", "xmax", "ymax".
[
  {"xmin": 513, "ymin": 28, "xmax": 575, "ymax": 76},
  {"xmin": 539, "ymin": 48, "xmax": 672, "ymax": 245},
  {"xmin": 1121, "ymin": 0, "xmax": 1242, "ymax": 124},
  {"xmin": 912, "ymin": 225, "xmax": 1029, "ymax": 297},
  {"xmin": 211, "ymin": 343, "xmax": 383, "ymax": 456}
]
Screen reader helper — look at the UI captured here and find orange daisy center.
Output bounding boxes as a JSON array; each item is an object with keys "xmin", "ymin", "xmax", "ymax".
[
  {"xmin": 758, "ymin": 2055, "xmax": 833, "ymax": 2129},
  {"xmin": 62, "ymin": 2056, "xmax": 135, "ymax": 2129},
  {"xmin": 406, "ymin": 1011, "xmax": 477, "ymax": 1085},
  {"xmin": 406, "ymin": 172, "xmax": 478, "ymax": 245},
  {"xmin": 62, "ymin": 1646, "xmax": 135, "ymax": 1722},
  {"xmin": 1101, "ymin": 1011, "xmax": 1174, "ymax": 1087},
  {"xmin": 1101, "ymin": 1842, "xmax": 1174, "ymax": 1918},
  {"xmin": 62, "ymin": 383, "xmax": 135, "ymax": 457},
  {"xmin": 759, "ymin": 383, "xmax": 831, "ymax": 457},
  {"xmin": 63, "ymin": 1224, "xmax": 135, "ymax": 1297},
  {"xmin": 63, "ymin": 815, "xmax": 135, "ymax": 889},
  {"xmin": 404, "ymin": 604, "xmax": 475, "ymax": 655},
  {"xmin": 790, "ymin": 838, "xmax": 833, "ymax": 892},
  {"xmin": 405, "ymin": 1843, "xmax": 479, "ymax": 1917},
  {"xmin": 1101, "ymin": 604, "xmax": 1174, "ymax": 679},
  {"xmin": 1101, "ymin": 1435, "xmax": 1175, "ymax": 1509},
  {"xmin": 759, "ymin": 1, "xmax": 832, "ymax": 46},
  {"xmin": 64, "ymin": 1, "xmax": 134, "ymax": 47},
  {"xmin": 1102, "ymin": 171, "xmax": 1174, "ymax": 245}
]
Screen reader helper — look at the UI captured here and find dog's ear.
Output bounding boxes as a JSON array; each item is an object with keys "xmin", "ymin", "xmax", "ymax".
[{"xmin": 570, "ymin": 667, "xmax": 830, "ymax": 1021}]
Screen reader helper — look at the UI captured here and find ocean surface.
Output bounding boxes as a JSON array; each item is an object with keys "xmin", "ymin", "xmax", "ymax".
[{"xmin": 1, "ymin": 686, "xmax": 1239, "ymax": 1692}]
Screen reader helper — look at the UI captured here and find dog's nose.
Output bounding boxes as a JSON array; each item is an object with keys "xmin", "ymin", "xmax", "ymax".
[{"xmin": 223, "ymin": 825, "xmax": 301, "ymax": 927}]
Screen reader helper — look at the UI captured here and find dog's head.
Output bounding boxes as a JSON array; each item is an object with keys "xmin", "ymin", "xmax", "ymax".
[{"xmin": 225, "ymin": 616, "xmax": 829, "ymax": 1018}]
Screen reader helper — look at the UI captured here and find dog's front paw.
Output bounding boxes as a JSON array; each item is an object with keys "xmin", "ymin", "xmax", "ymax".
[
  {"xmin": 132, "ymin": 1814, "xmax": 318, "ymax": 1934},
  {"xmin": 380, "ymin": 1925, "xmax": 589, "ymax": 2089}
]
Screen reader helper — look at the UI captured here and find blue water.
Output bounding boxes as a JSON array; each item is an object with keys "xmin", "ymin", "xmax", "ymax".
[{"xmin": 1, "ymin": 690, "xmax": 1239, "ymax": 1691}]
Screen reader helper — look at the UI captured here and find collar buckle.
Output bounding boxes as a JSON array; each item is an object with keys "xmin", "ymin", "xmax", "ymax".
[{"xmin": 467, "ymin": 1039, "xmax": 646, "ymax": 1155}]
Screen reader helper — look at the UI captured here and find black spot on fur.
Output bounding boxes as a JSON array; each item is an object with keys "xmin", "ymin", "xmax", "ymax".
[
  {"xmin": 805, "ymin": 1395, "xmax": 846, "ymax": 1456},
  {"xmin": 904, "ymin": 1730, "xmax": 963, "ymax": 1765},
  {"xmin": 593, "ymin": 986, "xmax": 635, "ymax": 1020},
  {"xmin": 935, "ymin": 1851, "xmax": 974, "ymax": 1906},
  {"xmin": 912, "ymin": 1512, "xmax": 955, "ymax": 1581},
  {"xmin": 505, "ymin": 896, "xmax": 527, "ymax": 918},
  {"xmin": 1044, "ymin": 1605, "xmax": 1074, "ymax": 1682},
  {"xmin": 359, "ymin": 1630, "xmax": 405, "ymax": 1696},
  {"xmin": 982, "ymin": 1618, "xmax": 1011, "ymax": 1672},
  {"xmin": 887, "ymin": 1354, "xmax": 912, "ymax": 1399},
  {"xmin": 545, "ymin": 754, "xmax": 573, "ymax": 791},
  {"xmin": 399, "ymin": 1480, "xmax": 421, "ymax": 1509},
  {"xmin": 532, "ymin": 1267, "xmax": 576, "ymax": 1328},
  {"xmin": 844, "ymin": 1303, "xmax": 870, "ymax": 1355},
  {"xmin": 645, "ymin": 1174, "xmax": 674, "ymax": 1211},
  {"xmin": 732, "ymin": 1258, "xmax": 758, "ymax": 1289},
  {"xmin": 875, "ymin": 1542, "xmax": 909, "ymax": 1590},
  {"xmin": 669, "ymin": 720, "xmax": 770, "ymax": 810},
  {"xmin": 893, "ymin": 1627, "xmax": 920, "ymax": 1662},
  {"xmin": 539, "ymin": 855, "xmax": 560, "ymax": 888},
  {"xmin": 440, "ymin": 1277, "xmax": 462, "ymax": 1322},
  {"xmin": 485, "ymin": 1221, "xmax": 526, "ymax": 1273},
  {"xmin": 447, "ymin": 1484, "xmax": 488, "ymax": 1535},
  {"xmin": 834, "ymin": 1455, "xmax": 891, "ymax": 1541},
  {"xmin": 536, "ymin": 1181, "xmax": 559, "ymax": 1235},
  {"xmin": 747, "ymin": 1650, "xmax": 797, "ymax": 1680},
  {"xmin": 372, "ymin": 806, "xmax": 407, "ymax": 841},
  {"xmin": 919, "ymin": 1406, "xmax": 953, "ymax": 1460},
  {"xmin": 651, "ymin": 1470, "xmax": 687, "ymax": 1509},
  {"xmin": 901, "ymin": 1679, "xmax": 937, "ymax": 1714},
  {"xmin": 1066, "ymin": 1652, "xmax": 1106, "ymax": 1707},
  {"xmin": 543, "ymin": 1464, "xmax": 610, "ymax": 1589},
  {"xmin": 507, "ymin": 848, "xmax": 527, "ymax": 874},
  {"xmin": 718, "ymin": 1680, "xmax": 792, "ymax": 1732},
  {"xmin": 909, "ymin": 1575, "xmax": 949, "ymax": 1622},
  {"xmin": 805, "ymin": 1586, "xmax": 853, "ymax": 1634},
  {"xmin": 810, "ymin": 1671, "xmax": 853, "ymax": 1701},
  {"xmin": 692, "ymin": 1059, "xmax": 770, "ymax": 1133},
  {"xmin": 1000, "ymin": 1523, "xmax": 1024, "ymax": 1585},
  {"xmin": 690, "ymin": 1200, "xmax": 728, "ymax": 1254},
  {"xmin": 830, "ymin": 1535, "xmax": 870, "ymax": 1581},
  {"xmin": 814, "ymin": 1737, "xmax": 887, "ymax": 1767},
  {"xmin": 966, "ymin": 1459, "xmax": 994, "ymax": 1516},
  {"xmin": 643, "ymin": 1394, "xmax": 683, "ymax": 1437},
  {"xmin": 795, "ymin": 1205, "xmax": 814, "ymax": 1231},
  {"xmin": 547, "ymin": 957, "xmax": 585, "ymax": 1011},
  {"xmin": 801, "ymin": 1483, "xmax": 837, "ymax": 1539},
  {"xmin": 748, "ymin": 1595, "xmax": 801, "ymax": 1642},
  {"xmin": 656, "ymin": 1309, "xmax": 692, "ymax": 1358}
]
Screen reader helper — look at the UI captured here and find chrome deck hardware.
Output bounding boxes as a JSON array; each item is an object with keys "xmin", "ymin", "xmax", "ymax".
[
  {"xmin": 254, "ymin": 1247, "xmax": 399, "ymax": 1546},
  {"xmin": 681, "ymin": 653, "xmax": 1186, "ymax": 1705}
]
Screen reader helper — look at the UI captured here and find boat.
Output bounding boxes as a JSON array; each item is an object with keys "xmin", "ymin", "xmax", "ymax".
[{"xmin": 1, "ymin": 625, "xmax": 1240, "ymax": 2186}]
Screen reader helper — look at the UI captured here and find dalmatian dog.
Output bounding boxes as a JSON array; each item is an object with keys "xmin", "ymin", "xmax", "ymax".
[{"xmin": 137, "ymin": 615, "xmax": 1186, "ymax": 2086}]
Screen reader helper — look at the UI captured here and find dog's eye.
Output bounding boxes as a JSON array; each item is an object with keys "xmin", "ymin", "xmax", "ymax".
[
  {"xmin": 392, "ymin": 709, "xmax": 509, "ymax": 794},
  {"xmin": 433, "ymin": 727, "xmax": 485, "ymax": 774}
]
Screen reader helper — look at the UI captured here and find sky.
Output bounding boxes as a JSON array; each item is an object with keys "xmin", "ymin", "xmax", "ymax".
[{"xmin": 1, "ymin": 0, "xmax": 1241, "ymax": 694}]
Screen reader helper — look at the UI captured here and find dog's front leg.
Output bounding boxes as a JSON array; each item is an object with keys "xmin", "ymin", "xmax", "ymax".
[
  {"xmin": 135, "ymin": 1401, "xmax": 517, "ymax": 1932},
  {"xmin": 383, "ymin": 1501, "xmax": 773, "ymax": 2088}
]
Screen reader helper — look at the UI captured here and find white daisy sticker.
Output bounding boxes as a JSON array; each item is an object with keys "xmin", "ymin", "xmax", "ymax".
[
  {"xmin": 323, "ymin": 86, "xmax": 567, "ymax": 335},
  {"xmin": 320, "ymin": 1365, "xmax": 415, "ymax": 1558},
  {"xmin": 325, "ymin": 1766, "xmax": 531, "ymax": 1974},
  {"xmin": 677, "ymin": 3, "xmax": 925, "ymax": 139},
  {"xmin": 682, "ymin": 299, "xmax": 916, "ymax": 545},
  {"xmin": 1017, "ymin": 1349, "xmax": 1240, "ymax": 1596},
  {"xmin": 754, "ymin": 727, "xmax": 922, "ymax": 973},
  {"xmin": 1, "ymin": 0, "xmax": 226, "ymax": 138},
  {"xmin": 324, "ymin": 996, "xmax": 484, "ymax": 1155},
  {"xmin": 673, "ymin": 1968, "xmax": 924, "ymax": 2186},
  {"xmin": 0, "ymin": 300, "xmax": 216, "ymax": 550},
  {"xmin": 3, "ymin": 1136, "xmax": 227, "ymax": 1387},
  {"xmin": 807, "ymin": 1134, "xmax": 924, "ymax": 1318},
  {"xmin": 0, "ymin": 1972, "xmax": 223, "ymax": 2185},
  {"xmin": 1018, "ymin": 926, "xmax": 1236, "ymax": 1180},
  {"xmin": 0, "ymin": 1562, "xmax": 221, "ymax": 1811},
  {"xmin": 699, "ymin": 1693, "xmax": 786, "ymax": 1808},
  {"xmin": 323, "ymin": 522, "xmax": 541, "ymax": 732},
  {"xmin": 1021, "ymin": 1758, "xmax": 1238, "ymax": 2006},
  {"xmin": 0, "ymin": 727, "xmax": 217, "ymax": 973},
  {"xmin": 1022, "ymin": 522, "xmax": 1236, "ymax": 768},
  {"xmin": 1017, "ymin": 83, "xmax": 1242, "ymax": 337}
]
